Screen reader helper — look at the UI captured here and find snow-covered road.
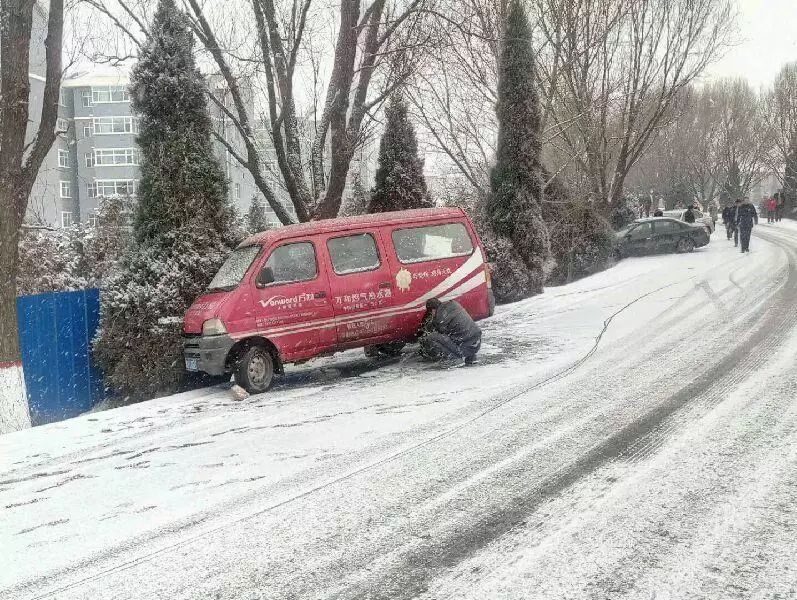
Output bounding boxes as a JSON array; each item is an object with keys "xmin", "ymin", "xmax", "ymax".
[{"xmin": 3, "ymin": 222, "xmax": 797, "ymax": 599}]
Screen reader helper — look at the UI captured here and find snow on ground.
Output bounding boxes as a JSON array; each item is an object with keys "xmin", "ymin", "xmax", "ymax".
[{"xmin": 2, "ymin": 224, "xmax": 797, "ymax": 599}]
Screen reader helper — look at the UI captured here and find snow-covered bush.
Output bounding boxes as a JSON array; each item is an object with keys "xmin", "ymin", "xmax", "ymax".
[
  {"xmin": 94, "ymin": 227, "xmax": 229, "ymax": 399},
  {"xmin": 16, "ymin": 227, "xmax": 87, "ymax": 296}
]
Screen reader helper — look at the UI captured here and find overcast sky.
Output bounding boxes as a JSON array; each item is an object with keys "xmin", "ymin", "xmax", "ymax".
[{"xmin": 705, "ymin": 0, "xmax": 797, "ymax": 88}]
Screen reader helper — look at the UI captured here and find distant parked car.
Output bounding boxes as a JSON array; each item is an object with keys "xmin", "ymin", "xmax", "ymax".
[
  {"xmin": 663, "ymin": 208, "xmax": 715, "ymax": 235},
  {"xmin": 614, "ymin": 218, "xmax": 710, "ymax": 258}
]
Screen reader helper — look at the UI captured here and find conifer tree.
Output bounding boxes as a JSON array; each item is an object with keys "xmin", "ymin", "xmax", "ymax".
[
  {"xmin": 369, "ymin": 94, "xmax": 432, "ymax": 213},
  {"xmin": 487, "ymin": 0, "xmax": 551, "ymax": 292},
  {"xmin": 247, "ymin": 196, "xmax": 269, "ymax": 234},
  {"xmin": 94, "ymin": 0, "xmax": 234, "ymax": 400},
  {"xmin": 130, "ymin": 0, "xmax": 232, "ymax": 241}
]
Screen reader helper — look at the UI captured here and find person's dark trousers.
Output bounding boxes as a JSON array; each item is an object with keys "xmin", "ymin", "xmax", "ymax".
[
  {"xmin": 777, "ymin": 209, "xmax": 782, "ymax": 222},
  {"xmin": 726, "ymin": 222, "xmax": 733, "ymax": 240},
  {"xmin": 740, "ymin": 226, "xmax": 753, "ymax": 252},
  {"xmin": 420, "ymin": 332, "xmax": 463, "ymax": 361},
  {"xmin": 768, "ymin": 210, "xmax": 774, "ymax": 223},
  {"xmin": 734, "ymin": 226, "xmax": 739, "ymax": 246}
]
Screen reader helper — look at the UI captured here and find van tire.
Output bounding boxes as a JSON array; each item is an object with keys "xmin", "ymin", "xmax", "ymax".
[{"xmin": 235, "ymin": 347, "xmax": 275, "ymax": 394}]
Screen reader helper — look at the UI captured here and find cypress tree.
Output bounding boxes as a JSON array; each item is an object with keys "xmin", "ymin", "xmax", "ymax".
[
  {"xmin": 369, "ymin": 94, "xmax": 433, "ymax": 213},
  {"xmin": 247, "ymin": 196, "xmax": 269, "ymax": 234},
  {"xmin": 94, "ymin": 0, "xmax": 234, "ymax": 400},
  {"xmin": 130, "ymin": 0, "xmax": 231, "ymax": 241},
  {"xmin": 487, "ymin": 0, "xmax": 551, "ymax": 291}
]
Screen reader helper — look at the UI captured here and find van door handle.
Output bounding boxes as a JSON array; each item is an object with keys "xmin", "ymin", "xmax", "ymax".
[
  {"xmin": 379, "ymin": 282, "xmax": 392, "ymax": 289},
  {"xmin": 315, "ymin": 291, "xmax": 327, "ymax": 299}
]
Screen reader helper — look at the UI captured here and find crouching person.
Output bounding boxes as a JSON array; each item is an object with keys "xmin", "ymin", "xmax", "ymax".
[{"xmin": 418, "ymin": 298, "xmax": 482, "ymax": 365}]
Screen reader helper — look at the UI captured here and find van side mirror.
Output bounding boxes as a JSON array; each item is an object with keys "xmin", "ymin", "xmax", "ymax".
[{"xmin": 256, "ymin": 266, "xmax": 275, "ymax": 287}]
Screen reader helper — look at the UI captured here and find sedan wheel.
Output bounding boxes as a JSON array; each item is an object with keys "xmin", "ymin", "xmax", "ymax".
[{"xmin": 677, "ymin": 237, "xmax": 695, "ymax": 253}]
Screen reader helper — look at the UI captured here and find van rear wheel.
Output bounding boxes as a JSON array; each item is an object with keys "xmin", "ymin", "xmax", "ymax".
[{"xmin": 235, "ymin": 346, "xmax": 275, "ymax": 394}]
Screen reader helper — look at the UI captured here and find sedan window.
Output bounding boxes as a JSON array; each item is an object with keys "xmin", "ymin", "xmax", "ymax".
[{"xmin": 628, "ymin": 222, "xmax": 653, "ymax": 239}]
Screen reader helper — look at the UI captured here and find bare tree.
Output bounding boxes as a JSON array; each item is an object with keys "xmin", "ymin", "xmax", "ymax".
[
  {"xmin": 709, "ymin": 79, "xmax": 771, "ymax": 200},
  {"xmin": 548, "ymin": 0, "xmax": 735, "ymax": 207},
  {"xmin": 0, "ymin": 0, "xmax": 65, "ymax": 432},
  {"xmin": 768, "ymin": 62, "xmax": 797, "ymax": 212},
  {"xmin": 86, "ymin": 0, "xmax": 431, "ymax": 223}
]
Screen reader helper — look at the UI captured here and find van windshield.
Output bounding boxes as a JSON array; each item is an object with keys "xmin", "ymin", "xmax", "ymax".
[{"xmin": 207, "ymin": 246, "xmax": 261, "ymax": 292}]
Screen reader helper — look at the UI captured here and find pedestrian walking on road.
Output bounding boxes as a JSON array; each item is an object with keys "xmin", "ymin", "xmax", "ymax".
[
  {"xmin": 776, "ymin": 193, "xmax": 785, "ymax": 221},
  {"xmin": 736, "ymin": 197, "xmax": 759, "ymax": 253},
  {"xmin": 722, "ymin": 202, "xmax": 734, "ymax": 240},
  {"xmin": 653, "ymin": 208, "xmax": 664, "ymax": 217},
  {"xmin": 418, "ymin": 298, "xmax": 482, "ymax": 366},
  {"xmin": 684, "ymin": 205, "xmax": 696, "ymax": 224},
  {"xmin": 767, "ymin": 197, "xmax": 777, "ymax": 223},
  {"xmin": 731, "ymin": 199, "xmax": 742, "ymax": 246}
]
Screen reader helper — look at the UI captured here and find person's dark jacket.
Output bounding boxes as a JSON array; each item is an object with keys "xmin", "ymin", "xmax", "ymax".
[
  {"xmin": 684, "ymin": 207, "xmax": 696, "ymax": 223},
  {"xmin": 421, "ymin": 300, "xmax": 482, "ymax": 356},
  {"xmin": 722, "ymin": 206, "xmax": 733, "ymax": 223},
  {"xmin": 736, "ymin": 203, "xmax": 758, "ymax": 229}
]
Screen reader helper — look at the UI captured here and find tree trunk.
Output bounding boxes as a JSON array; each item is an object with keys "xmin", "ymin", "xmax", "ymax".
[{"xmin": 0, "ymin": 188, "xmax": 31, "ymax": 433}]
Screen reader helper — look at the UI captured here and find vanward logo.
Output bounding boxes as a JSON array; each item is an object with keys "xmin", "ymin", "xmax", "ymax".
[{"xmin": 259, "ymin": 293, "xmax": 313, "ymax": 308}]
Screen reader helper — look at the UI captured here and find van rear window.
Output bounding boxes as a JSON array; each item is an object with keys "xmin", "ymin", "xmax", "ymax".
[{"xmin": 392, "ymin": 223, "xmax": 474, "ymax": 264}]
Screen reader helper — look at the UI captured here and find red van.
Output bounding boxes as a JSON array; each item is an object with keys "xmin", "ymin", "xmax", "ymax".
[{"xmin": 183, "ymin": 208, "xmax": 494, "ymax": 393}]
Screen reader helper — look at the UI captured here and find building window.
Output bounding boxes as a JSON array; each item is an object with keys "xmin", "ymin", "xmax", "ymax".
[
  {"xmin": 235, "ymin": 183, "xmax": 241, "ymax": 200},
  {"xmin": 95, "ymin": 179, "xmax": 138, "ymax": 197},
  {"xmin": 81, "ymin": 90, "xmax": 92, "ymax": 108},
  {"xmin": 58, "ymin": 149, "xmax": 69, "ymax": 168},
  {"xmin": 93, "ymin": 116, "xmax": 139, "ymax": 135},
  {"xmin": 61, "ymin": 211, "xmax": 73, "ymax": 228},
  {"xmin": 59, "ymin": 181, "xmax": 71, "ymax": 198},
  {"xmin": 87, "ymin": 213, "xmax": 98, "ymax": 228},
  {"xmin": 56, "ymin": 117, "xmax": 69, "ymax": 132},
  {"xmin": 87, "ymin": 182, "xmax": 97, "ymax": 198},
  {"xmin": 83, "ymin": 125, "xmax": 93, "ymax": 138},
  {"xmin": 94, "ymin": 148, "xmax": 140, "ymax": 166},
  {"xmin": 91, "ymin": 85, "xmax": 130, "ymax": 104},
  {"xmin": 85, "ymin": 152, "xmax": 95, "ymax": 168},
  {"xmin": 59, "ymin": 90, "xmax": 67, "ymax": 107}
]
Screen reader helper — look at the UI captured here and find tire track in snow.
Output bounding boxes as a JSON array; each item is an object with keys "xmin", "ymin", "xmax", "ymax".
[{"xmin": 324, "ymin": 230, "xmax": 797, "ymax": 600}]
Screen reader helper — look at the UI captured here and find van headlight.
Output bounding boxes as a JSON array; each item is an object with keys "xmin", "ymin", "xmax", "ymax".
[{"xmin": 202, "ymin": 318, "xmax": 227, "ymax": 336}]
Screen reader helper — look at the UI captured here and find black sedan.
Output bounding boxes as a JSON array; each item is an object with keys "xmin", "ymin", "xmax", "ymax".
[{"xmin": 614, "ymin": 217, "xmax": 710, "ymax": 258}]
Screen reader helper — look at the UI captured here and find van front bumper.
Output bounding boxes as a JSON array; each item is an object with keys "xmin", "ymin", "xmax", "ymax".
[{"xmin": 183, "ymin": 334, "xmax": 234, "ymax": 376}]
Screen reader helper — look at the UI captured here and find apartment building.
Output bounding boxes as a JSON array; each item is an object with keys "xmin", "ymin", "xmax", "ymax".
[{"xmin": 26, "ymin": 66, "xmax": 292, "ymax": 229}]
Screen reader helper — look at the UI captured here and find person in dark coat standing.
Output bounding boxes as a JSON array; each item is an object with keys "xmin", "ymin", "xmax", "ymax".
[
  {"xmin": 684, "ymin": 205, "xmax": 696, "ymax": 224},
  {"xmin": 418, "ymin": 298, "xmax": 482, "ymax": 365},
  {"xmin": 731, "ymin": 199, "xmax": 742, "ymax": 246},
  {"xmin": 736, "ymin": 197, "xmax": 759, "ymax": 253},
  {"xmin": 722, "ymin": 202, "xmax": 734, "ymax": 240}
]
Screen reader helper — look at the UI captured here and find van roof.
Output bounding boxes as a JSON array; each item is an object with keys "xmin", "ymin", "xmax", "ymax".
[{"xmin": 240, "ymin": 207, "xmax": 468, "ymax": 247}]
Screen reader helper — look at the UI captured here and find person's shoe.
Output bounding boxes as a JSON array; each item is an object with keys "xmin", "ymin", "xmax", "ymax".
[{"xmin": 464, "ymin": 356, "xmax": 476, "ymax": 366}]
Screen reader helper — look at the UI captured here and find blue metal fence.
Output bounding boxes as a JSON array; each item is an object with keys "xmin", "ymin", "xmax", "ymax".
[{"xmin": 17, "ymin": 289, "xmax": 105, "ymax": 426}]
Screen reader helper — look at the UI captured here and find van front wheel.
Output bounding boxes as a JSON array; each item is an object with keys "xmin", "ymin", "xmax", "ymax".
[{"xmin": 236, "ymin": 347, "xmax": 275, "ymax": 394}]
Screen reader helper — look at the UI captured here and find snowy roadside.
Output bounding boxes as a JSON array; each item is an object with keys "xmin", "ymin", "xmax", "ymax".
[{"xmin": 0, "ymin": 232, "xmax": 789, "ymax": 599}]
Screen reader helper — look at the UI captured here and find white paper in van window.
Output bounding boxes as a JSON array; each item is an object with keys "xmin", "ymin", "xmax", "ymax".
[{"xmin": 424, "ymin": 234, "xmax": 452, "ymax": 258}]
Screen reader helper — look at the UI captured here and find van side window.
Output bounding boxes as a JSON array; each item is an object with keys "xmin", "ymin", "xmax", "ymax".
[
  {"xmin": 327, "ymin": 233, "xmax": 381, "ymax": 275},
  {"xmin": 392, "ymin": 223, "xmax": 474, "ymax": 264},
  {"xmin": 265, "ymin": 242, "xmax": 317, "ymax": 284}
]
